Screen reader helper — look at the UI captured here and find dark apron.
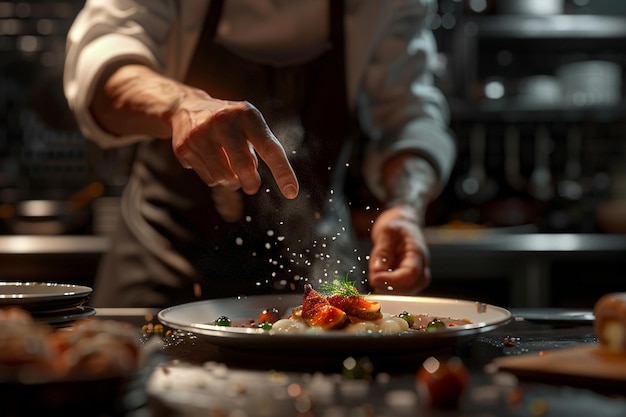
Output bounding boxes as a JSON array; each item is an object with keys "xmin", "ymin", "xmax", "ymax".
[{"xmin": 91, "ymin": 0, "xmax": 361, "ymax": 307}]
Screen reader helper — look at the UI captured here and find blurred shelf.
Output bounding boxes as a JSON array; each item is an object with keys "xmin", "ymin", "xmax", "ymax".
[
  {"xmin": 469, "ymin": 15, "xmax": 626, "ymax": 39},
  {"xmin": 1, "ymin": 232, "xmax": 624, "ymax": 258},
  {"xmin": 450, "ymin": 98, "xmax": 626, "ymax": 123}
]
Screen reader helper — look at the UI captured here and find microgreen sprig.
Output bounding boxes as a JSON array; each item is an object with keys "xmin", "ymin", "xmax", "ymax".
[{"xmin": 319, "ymin": 273, "xmax": 361, "ymax": 297}]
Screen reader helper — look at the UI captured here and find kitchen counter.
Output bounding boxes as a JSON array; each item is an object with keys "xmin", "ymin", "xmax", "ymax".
[
  {"xmin": 0, "ymin": 235, "xmax": 109, "ymax": 283},
  {"xmin": 1, "ymin": 230, "xmax": 623, "ymax": 257},
  {"xmin": 27, "ymin": 306, "xmax": 626, "ymax": 417},
  {"xmin": 1, "ymin": 232, "xmax": 625, "ymax": 307}
]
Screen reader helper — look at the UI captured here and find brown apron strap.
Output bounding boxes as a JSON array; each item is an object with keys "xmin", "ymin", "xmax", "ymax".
[{"xmin": 200, "ymin": 0, "xmax": 224, "ymax": 48}]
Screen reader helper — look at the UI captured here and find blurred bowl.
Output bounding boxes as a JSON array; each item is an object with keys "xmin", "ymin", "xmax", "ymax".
[
  {"xmin": 516, "ymin": 75, "xmax": 563, "ymax": 105},
  {"xmin": 497, "ymin": 0, "xmax": 564, "ymax": 15},
  {"xmin": 557, "ymin": 60, "xmax": 622, "ymax": 107}
]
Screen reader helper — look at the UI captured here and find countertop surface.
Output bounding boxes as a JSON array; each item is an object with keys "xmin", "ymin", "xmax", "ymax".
[
  {"xmin": 0, "ymin": 231, "xmax": 625, "ymax": 255},
  {"xmin": 84, "ymin": 308, "xmax": 626, "ymax": 416},
  {"xmin": 4, "ymin": 304, "xmax": 626, "ymax": 417}
]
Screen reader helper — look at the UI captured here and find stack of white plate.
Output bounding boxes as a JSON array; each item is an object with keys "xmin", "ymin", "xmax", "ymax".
[{"xmin": 0, "ymin": 281, "xmax": 95, "ymax": 326}]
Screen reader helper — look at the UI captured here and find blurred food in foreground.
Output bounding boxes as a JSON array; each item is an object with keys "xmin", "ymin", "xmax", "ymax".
[{"xmin": 0, "ymin": 306, "xmax": 139, "ymax": 383}]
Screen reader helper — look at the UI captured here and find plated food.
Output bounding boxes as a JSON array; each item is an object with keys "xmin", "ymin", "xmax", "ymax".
[
  {"xmin": 212, "ymin": 278, "xmax": 472, "ymax": 335},
  {"xmin": 158, "ymin": 282, "xmax": 511, "ymax": 355}
]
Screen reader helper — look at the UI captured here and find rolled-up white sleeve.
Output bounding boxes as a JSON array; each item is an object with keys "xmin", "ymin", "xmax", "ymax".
[
  {"xmin": 63, "ymin": 0, "xmax": 177, "ymax": 148},
  {"xmin": 355, "ymin": 0, "xmax": 456, "ymax": 200}
]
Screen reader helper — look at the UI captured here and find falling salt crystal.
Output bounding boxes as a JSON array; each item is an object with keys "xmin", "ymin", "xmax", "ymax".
[
  {"xmin": 365, "ymin": 206, "xmax": 371, "ymax": 210},
  {"xmin": 265, "ymin": 188, "xmax": 271, "ymax": 193},
  {"xmin": 265, "ymin": 243, "xmax": 271, "ymax": 250},
  {"xmin": 245, "ymin": 216, "xmax": 252, "ymax": 222},
  {"xmin": 387, "ymin": 285, "xmax": 394, "ymax": 291},
  {"xmin": 277, "ymin": 236, "xmax": 285, "ymax": 241},
  {"xmin": 267, "ymin": 230, "xmax": 275, "ymax": 236},
  {"xmin": 235, "ymin": 237, "xmax": 243, "ymax": 246},
  {"xmin": 330, "ymin": 189, "xmax": 334, "ymax": 195}
]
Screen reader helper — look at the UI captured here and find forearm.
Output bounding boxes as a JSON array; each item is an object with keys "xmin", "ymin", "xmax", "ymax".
[
  {"xmin": 89, "ymin": 64, "xmax": 207, "ymax": 140},
  {"xmin": 382, "ymin": 154, "xmax": 438, "ymax": 223}
]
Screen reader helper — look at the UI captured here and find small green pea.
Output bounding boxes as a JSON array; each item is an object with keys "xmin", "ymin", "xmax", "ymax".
[
  {"xmin": 426, "ymin": 318, "xmax": 446, "ymax": 332},
  {"xmin": 398, "ymin": 311, "xmax": 415, "ymax": 327},
  {"xmin": 214, "ymin": 316, "xmax": 232, "ymax": 326},
  {"xmin": 258, "ymin": 321, "xmax": 273, "ymax": 331}
]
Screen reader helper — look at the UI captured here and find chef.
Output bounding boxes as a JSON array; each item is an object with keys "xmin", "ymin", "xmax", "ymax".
[{"xmin": 63, "ymin": 0, "xmax": 456, "ymax": 307}]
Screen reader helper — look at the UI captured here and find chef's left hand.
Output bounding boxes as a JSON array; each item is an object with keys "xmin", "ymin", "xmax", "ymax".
[{"xmin": 367, "ymin": 205, "xmax": 431, "ymax": 295}]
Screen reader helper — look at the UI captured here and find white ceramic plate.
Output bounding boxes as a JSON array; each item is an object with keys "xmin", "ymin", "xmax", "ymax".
[
  {"xmin": 32, "ymin": 306, "xmax": 97, "ymax": 327},
  {"xmin": 0, "ymin": 282, "xmax": 92, "ymax": 310},
  {"xmin": 158, "ymin": 294, "xmax": 511, "ymax": 354}
]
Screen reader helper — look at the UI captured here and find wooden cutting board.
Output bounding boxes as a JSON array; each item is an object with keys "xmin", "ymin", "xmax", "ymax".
[{"xmin": 492, "ymin": 344, "xmax": 626, "ymax": 394}]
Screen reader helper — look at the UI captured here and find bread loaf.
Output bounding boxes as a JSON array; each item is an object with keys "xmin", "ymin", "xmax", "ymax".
[{"xmin": 593, "ymin": 292, "xmax": 626, "ymax": 353}]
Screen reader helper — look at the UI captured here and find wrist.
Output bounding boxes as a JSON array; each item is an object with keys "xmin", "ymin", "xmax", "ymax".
[{"xmin": 382, "ymin": 155, "xmax": 437, "ymax": 217}]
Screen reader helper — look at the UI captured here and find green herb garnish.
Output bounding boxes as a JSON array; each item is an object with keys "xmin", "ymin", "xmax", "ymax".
[{"xmin": 319, "ymin": 274, "xmax": 361, "ymax": 297}]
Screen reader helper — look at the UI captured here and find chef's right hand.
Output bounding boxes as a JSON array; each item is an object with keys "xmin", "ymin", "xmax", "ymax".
[
  {"xmin": 170, "ymin": 93, "xmax": 299, "ymax": 199},
  {"xmin": 90, "ymin": 64, "xmax": 299, "ymax": 200}
]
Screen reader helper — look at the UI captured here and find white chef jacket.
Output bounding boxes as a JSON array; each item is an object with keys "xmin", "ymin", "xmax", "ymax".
[{"xmin": 63, "ymin": 0, "xmax": 455, "ymax": 200}]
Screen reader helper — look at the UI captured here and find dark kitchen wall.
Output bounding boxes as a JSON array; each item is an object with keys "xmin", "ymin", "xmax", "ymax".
[
  {"xmin": 1, "ymin": 0, "xmax": 625, "ymax": 236},
  {"xmin": 0, "ymin": 1, "xmax": 133, "ymax": 207},
  {"xmin": 427, "ymin": 0, "xmax": 626, "ymax": 233}
]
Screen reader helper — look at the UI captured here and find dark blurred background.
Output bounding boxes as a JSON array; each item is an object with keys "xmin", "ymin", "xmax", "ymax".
[
  {"xmin": 427, "ymin": 0, "xmax": 626, "ymax": 235},
  {"xmin": 1, "ymin": 0, "xmax": 625, "ymax": 308}
]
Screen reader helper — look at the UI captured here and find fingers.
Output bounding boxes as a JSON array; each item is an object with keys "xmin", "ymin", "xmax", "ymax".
[
  {"xmin": 238, "ymin": 103, "xmax": 299, "ymax": 199},
  {"xmin": 172, "ymin": 100, "xmax": 298, "ymax": 199},
  {"xmin": 369, "ymin": 261, "xmax": 431, "ymax": 295},
  {"xmin": 368, "ymin": 243, "xmax": 427, "ymax": 294},
  {"xmin": 368, "ymin": 215, "xmax": 431, "ymax": 294}
]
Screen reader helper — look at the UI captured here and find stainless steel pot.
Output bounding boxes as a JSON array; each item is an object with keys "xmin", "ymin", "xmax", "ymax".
[{"xmin": 1, "ymin": 182, "xmax": 103, "ymax": 235}]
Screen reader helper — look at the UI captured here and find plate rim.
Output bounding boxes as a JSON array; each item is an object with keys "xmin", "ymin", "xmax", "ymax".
[
  {"xmin": 0, "ymin": 281, "xmax": 93, "ymax": 304},
  {"xmin": 157, "ymin": 294, "xmax": 512, "ymax": 345}
]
